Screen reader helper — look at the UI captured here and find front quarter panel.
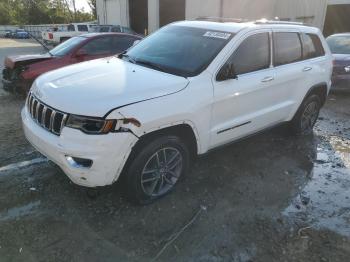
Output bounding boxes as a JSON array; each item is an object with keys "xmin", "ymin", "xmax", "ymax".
[{"xmin": 106, "ymin": 71, "xmax": 214, "ymax": 154}]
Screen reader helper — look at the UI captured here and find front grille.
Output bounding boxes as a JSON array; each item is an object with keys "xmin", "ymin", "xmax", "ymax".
[{"xmin": 27, "ymin": 92, "xmax": 67, "ymax": 136}]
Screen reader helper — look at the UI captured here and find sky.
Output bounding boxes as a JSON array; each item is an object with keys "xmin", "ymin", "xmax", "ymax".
[{"xmin": 74, "ymin": 0, "xmax": 92, "ymax": 12}]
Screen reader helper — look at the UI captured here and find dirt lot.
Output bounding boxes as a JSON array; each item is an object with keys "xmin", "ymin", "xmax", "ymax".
[{"xmin": 0, "ymin": 38, "xmax": 349, "ymax": 262}]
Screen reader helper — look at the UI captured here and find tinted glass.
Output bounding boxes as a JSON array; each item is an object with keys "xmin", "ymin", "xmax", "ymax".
[
  {"xmin": 122, "ymin": 27, "xmax": 134, "ymax": 34},
  {"xmin": 274, "ymin": 32, "xmax": 302, "ymax": 66},
  {"xmin": 111, "ymin": 36, "xmax": 137, "ymax": 54},
  {"xmin": 80, "ymin": 37, "xmax": 112, "ymax": 55},
  {"xmin": 99, "ymin": 26, "xmax": 111, "ymax": 32},
  {"xmin": 111, "ymin": 26, "xmax": 121, "ymax": 32},
  {"xmin": 228, "ymin": 33, "xmax": 270, "ymax": 75},
  {"xmin": 327, "ymin": 35, "xmax": 350, "ymax": 54},
  {"xmin": 303, "ymin": 33, "xmax": 325, "ymax": 59},
  {"xmin": 50, "ymin": 36, "xmax": 86, "ymax": 56},
  {"xmin": 126, "ymin": 25, "xmax": 234, "ymax": 77},
  {"xmin": 67, "ymin": 24, "xmax": 75, "ymax": 31},
  {"xmin": 77, "ymin": 25, "xmax": 88, "ymax": 32}
]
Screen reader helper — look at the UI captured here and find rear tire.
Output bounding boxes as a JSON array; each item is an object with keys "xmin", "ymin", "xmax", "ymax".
[
  {"xmin": 125, "ymin": 136, "xmax": 190, "ymax": 205},
  {"xmin": 290, "ymin": 94, "xmax": 321, "ymax": 135}
]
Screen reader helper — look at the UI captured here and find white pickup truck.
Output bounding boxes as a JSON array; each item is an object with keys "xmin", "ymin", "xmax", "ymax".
[{"xmin": 42, "ymin": 23, "xmax": 96, "ymax": 45}]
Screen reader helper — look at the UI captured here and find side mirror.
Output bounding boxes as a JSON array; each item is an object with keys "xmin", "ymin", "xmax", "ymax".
[
  {"xmin": 75, "ymin": 49, "xmax": 88, "ymax": 58},
  {"xmin": 216, "ymin": 63, "xmax": 238, "ymax": 81}
]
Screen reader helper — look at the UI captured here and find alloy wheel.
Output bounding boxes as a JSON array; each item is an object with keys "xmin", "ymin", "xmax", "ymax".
[{"xmin": 140, "ymin": 147, "xmax": 183, "ymax": 197}]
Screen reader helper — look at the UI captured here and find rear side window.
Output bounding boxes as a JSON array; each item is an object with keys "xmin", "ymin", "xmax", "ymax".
[
  {"xmin": 111, "ymin": 36, "xmax": 137, "ymax": 53},
  {"xmin": 77, "ymin": 25, "xmax": 88, "ymax": 32},
  {"xmin": 228, "ymin": 33, "xmax": 270, "ymax": 75},
  {"xmin": 80, "ymin": 37, "xmax": 112, "ymax": 55},
  {"xmin": 274, "ymin": 32, "xmax": 302, "ymax": 66},
  {"xmin": 302, "ymin": 33, "xmax": 325, "ymax": 59}
]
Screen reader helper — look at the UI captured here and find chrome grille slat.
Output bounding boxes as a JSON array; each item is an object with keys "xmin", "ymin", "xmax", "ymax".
[
  {"xmin": 49, "ymin": 111, "xmax": 56, "ymax": 132},
  {"xmin": 35, "ymin": 101, "xmax": 40, "ymax": 122},
  {"xmin": 26, "ymin": 92, "xmax": 67, "ymax": 136},
  {"xmin": 41, "ymin": 106, "xmax": 47, "ymax": 126},
  {"xmin": 60, "ymin": 114, "xmax": 67, "ymax": 134}
]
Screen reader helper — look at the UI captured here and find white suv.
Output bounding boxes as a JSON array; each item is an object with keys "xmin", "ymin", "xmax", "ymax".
[{"xmin": 22, "ymin": 20, "xmax": 333, "ymax": 204}]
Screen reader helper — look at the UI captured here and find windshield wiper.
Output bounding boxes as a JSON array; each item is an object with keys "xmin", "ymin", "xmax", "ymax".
[
  {"xmin": 118, "ymin": 52, "xmax": 136, "ymax": 64},
  {"xmin": 134, "ymin": 59, "xmax": 168, "ymax": 74}
]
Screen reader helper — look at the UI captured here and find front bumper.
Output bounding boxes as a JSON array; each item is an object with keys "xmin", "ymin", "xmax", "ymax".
[
  {"xmin": 21, "ymin": 107, "xmax": 138, "ymax": 187},
  {"xmin": 2, "ymin": 77, "xmax": 31, "ymax": 93}
]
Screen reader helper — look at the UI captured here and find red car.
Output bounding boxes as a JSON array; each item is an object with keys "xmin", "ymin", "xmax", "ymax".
[{"xmin": 2, "ymin": 33, "xmax": 142, "ymax": 93}]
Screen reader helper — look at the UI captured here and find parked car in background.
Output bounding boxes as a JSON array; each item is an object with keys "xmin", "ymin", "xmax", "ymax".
[
  {"xmin": 22, "ymin": 20, "xmax": 332, "ymax": 204},
  {"xmin": 2, "ymin": 33, "xmax": 142, "ymax": 93},
  {"xmin": 327, "ymin": 33, "xmax": 350, "ymax": 90},
  {"xmin": 92, "ymin": 25, "xmax": 139, "ymax": 35},
  {"xmin": 42, "ymin": 22, "xmax": 96, "ymax": 45},
  {"xmin": 4, "ymin": 30, "xmax": 13, "ymax": 38},
  {"xmin": 14, "ymin": 29, "xmax": 29, "ymax": 39}
]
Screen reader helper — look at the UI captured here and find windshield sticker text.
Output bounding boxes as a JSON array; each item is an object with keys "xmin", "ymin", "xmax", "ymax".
[{"xmin": 203, "ymin": 31, "xmax": 231, "ymax": 40}]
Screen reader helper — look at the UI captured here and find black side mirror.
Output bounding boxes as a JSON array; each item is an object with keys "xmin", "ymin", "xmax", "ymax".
[{"xmin": 216, "ymin": 63, "xmax": 238, "ymax": 81}]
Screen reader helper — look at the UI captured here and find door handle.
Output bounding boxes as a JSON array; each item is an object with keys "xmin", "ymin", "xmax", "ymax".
[
  {"xmin": 261, "ymin": 76, "xmax": 274, "ymax": 82},
  {"xmin": 303, "ymin": 67, "xmax": 313, "ymax": 72}
]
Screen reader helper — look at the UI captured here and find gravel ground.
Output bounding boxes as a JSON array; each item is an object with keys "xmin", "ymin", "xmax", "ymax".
[{"xmin": 0, "ymin": 38, "xmax": 349, "ymax": 262}]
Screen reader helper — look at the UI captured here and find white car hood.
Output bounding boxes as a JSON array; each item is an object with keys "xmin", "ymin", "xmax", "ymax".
[{"xmin": 32, "ymin": 57, "xmax": 189, "ymax": 117}]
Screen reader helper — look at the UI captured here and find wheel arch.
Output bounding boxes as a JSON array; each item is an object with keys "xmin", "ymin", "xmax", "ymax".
[
  {"xmin": 304, "ymin": 82, "xmax": 328, "ymax": 106},
  {"xmin": 135, "ymin": 123, "xmax": 199, "ymax": 158},
  {"xmin": 119, "ymin": 123, "xmax": 200, "ymax": 184}
]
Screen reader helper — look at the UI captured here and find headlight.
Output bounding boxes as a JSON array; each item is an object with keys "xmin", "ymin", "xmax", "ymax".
[
  {"xmin": 345, "ymin": 66, "xmax": 350, "ymax": 73},
  {"xmin": 66, "ymin": 115, "xmax": 116, "ymax": 134}
]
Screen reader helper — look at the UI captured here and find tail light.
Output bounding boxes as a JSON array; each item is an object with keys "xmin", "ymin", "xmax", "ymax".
[{"xmin": 48, "ymin": 33, "xmax": 53, "ymax": 39}]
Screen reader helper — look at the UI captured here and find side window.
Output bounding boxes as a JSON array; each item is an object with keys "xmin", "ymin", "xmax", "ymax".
[
  {"xmin": 228, "ymin": 32, "xmax": 270, "ymax": 75},
  {"xmin": 302, "ymin": 33, "xmax": 325, "ymax": 59},
  {"xmin": 274, "ymin": 32, "xmax": 302, "ymax": 66},
  {"xmin": 77, "ymin": 25, "xmax": 88, "ymax": 32},
  {"xmin": 80, "ymin": 37, "xmax": 112, "ymax": 55},
  {"xmin": 67, "ymin": 24, "xmax": 75, "ymax": 31},
  {"xmin": 111, "ymin": 26, "xmax": 121, "ymax": 32},
  {"xmin": 111, "ymin": 36, "xmax": 137, "ymax": 54},
  {"xmin": 99, "ymin": 26, "xmax": 111, "ymax": 32}
]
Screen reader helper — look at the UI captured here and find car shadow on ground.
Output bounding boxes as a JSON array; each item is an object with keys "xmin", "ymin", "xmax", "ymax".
[{"xmin": 3, "ymin": 123, "xmax": 349, "ymax": 261}]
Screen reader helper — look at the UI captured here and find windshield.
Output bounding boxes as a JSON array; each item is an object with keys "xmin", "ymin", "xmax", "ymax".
[
  {"xmin": 50, "ymin": 36, "xmax": 86, "ymax": 56},
  {"xmin": 125, "ymin": 25, "xmax": 234, "ymax": 77},
  {"xmin": 327, "ymin": 35, "xmax": 350, "ymax": 54}
]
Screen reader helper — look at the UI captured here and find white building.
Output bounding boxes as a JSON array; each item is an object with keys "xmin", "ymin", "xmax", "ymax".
[{"xmin": 96, "ymin": 0, "xmax": 350, "ymax": 35}]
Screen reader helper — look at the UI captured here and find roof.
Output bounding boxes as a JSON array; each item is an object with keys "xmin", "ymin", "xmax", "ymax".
[
  {"xmin": 173, "ymin": 19, "xmax": 318, "ymax": 34},
  {"xmin": 79, "ymin": 32, "xmax": 142, "ymax": 38},
  {"xmin": 174, "ymin": 20, "xmax": 252, "ymax": 33}
]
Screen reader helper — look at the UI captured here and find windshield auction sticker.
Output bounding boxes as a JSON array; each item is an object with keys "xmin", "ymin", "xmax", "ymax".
[{"xmin": 203, "ymin": 31, "xmax": 232, "ymax": 40}]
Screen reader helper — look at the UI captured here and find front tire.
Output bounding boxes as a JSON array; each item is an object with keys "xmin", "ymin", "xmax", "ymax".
[
  {"xmin": 290, "ymin": 94, "xmax": 321, "ymax": 135},
  {"xmin": 125, "ymin": 136, "xmax": 190, "ymax": 205}
]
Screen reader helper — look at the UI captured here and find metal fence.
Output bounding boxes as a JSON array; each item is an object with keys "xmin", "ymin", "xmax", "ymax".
[{"xmin": 0, "ymin": 24, "xmax": 68, "ymax": 38}]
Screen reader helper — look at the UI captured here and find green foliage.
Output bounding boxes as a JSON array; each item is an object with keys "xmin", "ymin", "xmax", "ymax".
[
  {"xmin": 0, "ymin": 0, "xmax": 94, "ymax": 25},
  {"xmin": 88, "ymin": 0, "xmax": 96, "ymax": 18}
]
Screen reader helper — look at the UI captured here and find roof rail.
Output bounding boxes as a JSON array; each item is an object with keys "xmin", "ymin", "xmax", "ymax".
[
  {"xmin": 255, "ymin": 19, "xmax": 304, "ymax": 25},
  {"xmin": 195, "ymin": 17, "xmax": 250, "ymax": 23}
]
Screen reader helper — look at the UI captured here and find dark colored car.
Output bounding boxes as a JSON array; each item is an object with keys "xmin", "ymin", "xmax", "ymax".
[
  {"xmin": 14, "ymin": 29, "xmax": 30, "ymax": 39},
  {"xmin": 326, "ymin": 33, "xmax": 350, "ymax": 90},
  {"xmin": 2, "ymin": 33, "xmax": 142, "ymax": 93}
]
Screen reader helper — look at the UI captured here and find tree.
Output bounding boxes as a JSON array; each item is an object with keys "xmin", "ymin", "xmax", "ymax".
[
  {"xmin": 88, "ymin": 0, "xmax": 96, "ymax": 19},
  {"xmin": 0, "ymin": 0, "xmax": 94, "ymax": 25}
]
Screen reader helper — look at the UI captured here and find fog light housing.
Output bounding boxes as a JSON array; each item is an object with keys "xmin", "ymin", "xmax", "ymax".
[{"xmin": 65, "ymin": 156, "xmax": 93, "ymax": 169}]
